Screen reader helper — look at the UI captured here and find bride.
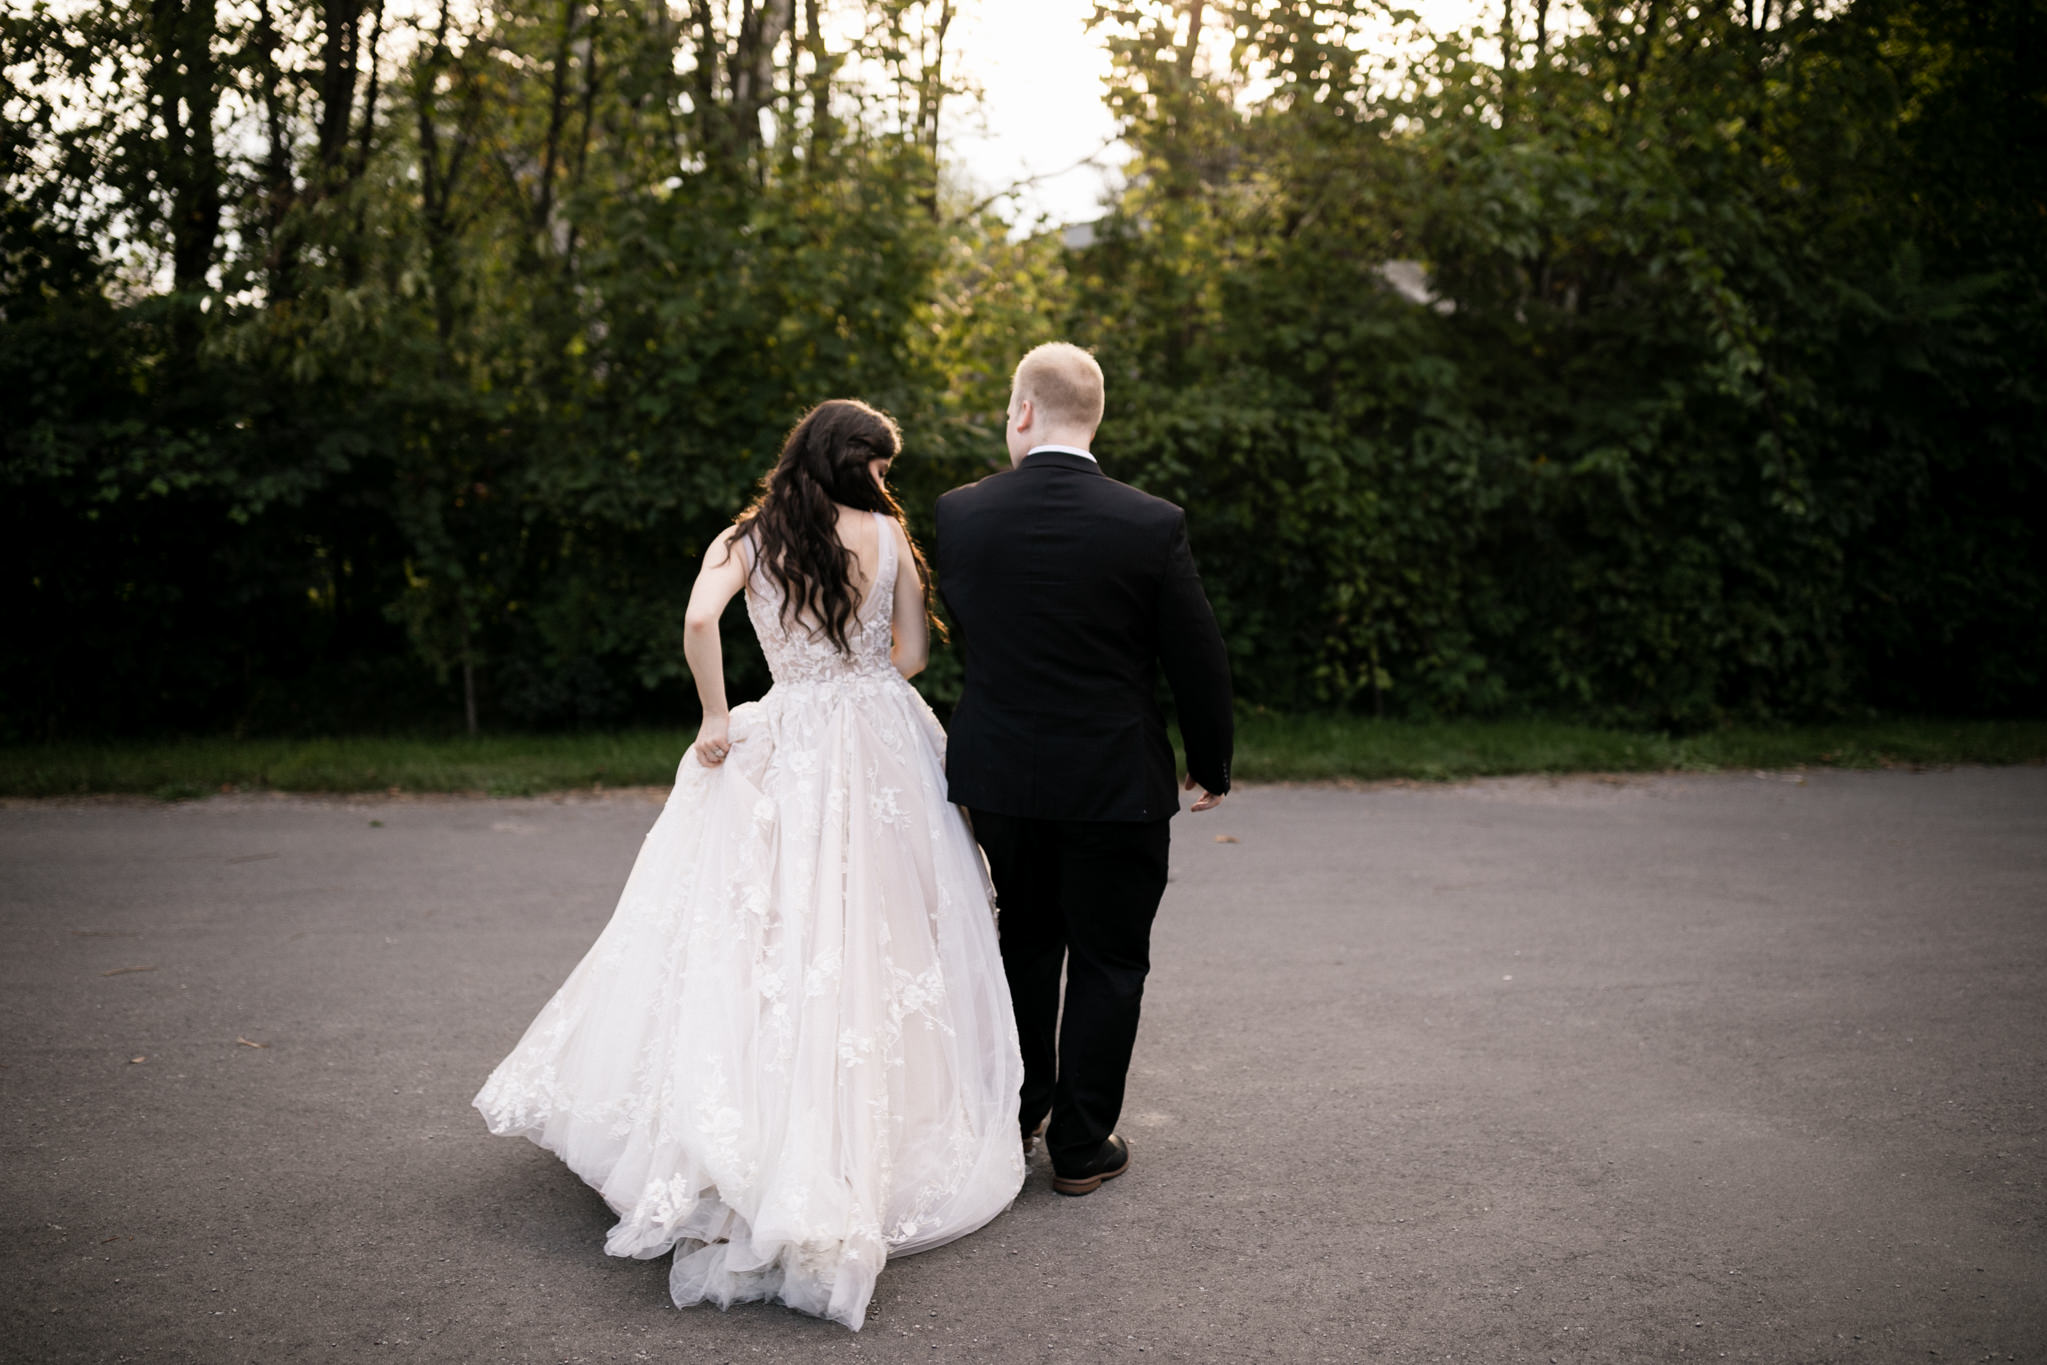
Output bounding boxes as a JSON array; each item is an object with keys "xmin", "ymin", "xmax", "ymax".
[{"xmin": 473, "ymin": 399, "xmax": 1026, "ymax": 1331}]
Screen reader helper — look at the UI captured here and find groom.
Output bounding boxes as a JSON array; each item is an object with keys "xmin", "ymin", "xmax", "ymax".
[{"xmin": 936, "ymin": 342, "xmax": 1234, "ymax": 1196}]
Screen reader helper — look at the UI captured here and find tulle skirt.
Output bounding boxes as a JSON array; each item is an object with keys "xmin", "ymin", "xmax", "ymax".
[{"xmin": 474, "ymin": 674, "xmax": 1025, "ymax": 1330}]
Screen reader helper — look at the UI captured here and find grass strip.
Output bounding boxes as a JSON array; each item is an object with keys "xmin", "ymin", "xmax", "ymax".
[
  {"xmin": 0, "ymin": 731, "xmax": 690, "ymax": 801},
  {"xmin": 1, "ymin": 718, "xmax": 2041, "ymax": 801},
  {"xmin": 1228, "ymin": 715, "xmax": 2047, "ymax": 784}
]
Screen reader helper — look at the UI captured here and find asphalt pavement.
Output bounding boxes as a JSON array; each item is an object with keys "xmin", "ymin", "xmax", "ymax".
[{"xmin": 2, "ymin": 767, "xmax": 2043, "ymax": 1364}]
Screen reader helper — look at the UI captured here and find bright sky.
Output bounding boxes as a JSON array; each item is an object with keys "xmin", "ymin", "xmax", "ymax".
[
  {"xmin": 942, "ymin": 0, "xmax": 1124, "ymax": 229},
  {"xmin": 943, "ymin": 0, "xmax": 1492, "ymax": 228}
]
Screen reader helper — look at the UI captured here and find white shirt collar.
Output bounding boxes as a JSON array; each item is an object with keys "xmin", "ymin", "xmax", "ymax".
[{"xmin": 1026, "ymin": 443, "xmax": 1097, "ymax": 463}]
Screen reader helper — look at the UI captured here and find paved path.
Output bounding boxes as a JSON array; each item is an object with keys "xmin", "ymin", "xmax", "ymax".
[{"xmin": 3, "ymin": 769, "xmax": 2043, "ymax": 1364}]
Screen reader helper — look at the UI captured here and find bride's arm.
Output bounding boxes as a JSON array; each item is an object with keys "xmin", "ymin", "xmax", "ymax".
[
  {"xmin": 888, "ymin": 520, "xmax": 929, "ymax": 679},
  {"xmin": 683, "ymin": 526, "xmax": 749, "ymax": 765}
]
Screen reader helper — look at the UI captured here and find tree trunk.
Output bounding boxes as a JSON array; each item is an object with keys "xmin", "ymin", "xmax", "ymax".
[
  {"xmin": 689, "ymin": 0, "xmax": 720, "ymax": 159},
  {"xmin": 316, "ymin": 0, "xmax": 366, "ymax": 179},
  {"xmin": 804, "ymin": 0, "xmax": 835, "ymax": 163},
  {"xmin": 731, "ymin": 0, "xmax": 794, "ymax": 164},
  {"xmin": 534, "ymin": 0, "xmax": 581, "ymax": 237},
  {"xmin": 415, "ymin": 0, "xmax": 478, "ymax": 348},
  {"xmin": 150, "ymin": 0, "xmax": 223, "ymax": 303},
  {"xmin": 343, "ymin": 0, "xmax": 387, "ymax": 284},
  {"xmin": 1500, "ymin": 0, "xmax": 1515, "ymax": 116},
  {"xmin": 249, "ymin": 0, "xmax": 298, "ymax": 301},
  {"xmin": 560, "ymin": 5, "xmax": 602, "ymax": 272},
  {"xmin": 915, "ymin": 0, "xmax": 953, "ymax": 215}
]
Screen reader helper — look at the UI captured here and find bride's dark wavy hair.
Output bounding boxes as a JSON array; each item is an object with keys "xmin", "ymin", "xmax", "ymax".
[{"xmin": 728, "ymin": 399, "xmax": 937, "ymax": 656}]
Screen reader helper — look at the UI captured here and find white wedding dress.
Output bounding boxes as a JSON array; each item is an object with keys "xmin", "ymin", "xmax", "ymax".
[{"xmin": 473, "ymin": 511, "xmax": 1025, "ymax": 1330}]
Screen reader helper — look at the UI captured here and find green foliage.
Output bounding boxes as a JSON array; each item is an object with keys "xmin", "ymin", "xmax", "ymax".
[
  {"xmin": 1080, "ymin": 0, "xmax": 2045, "ymax": 725},
  {"xmin": 0, "ymin": 0, "xmax": 2039, "ymax": 738},
  {"xmin": 2, "ymin": 0, "xmax": 1004, "ymax": 736}
]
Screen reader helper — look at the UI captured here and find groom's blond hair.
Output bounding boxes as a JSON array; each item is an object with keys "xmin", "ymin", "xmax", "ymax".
[{"xmin": 1011, "ymin": 342, "xmax": 1105, "ymax": 431}]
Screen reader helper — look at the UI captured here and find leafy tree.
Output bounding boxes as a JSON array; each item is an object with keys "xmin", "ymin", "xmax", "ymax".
[{"xmin": 1076, "ymin": 0, "xmax": 2043, "ymax": 724}]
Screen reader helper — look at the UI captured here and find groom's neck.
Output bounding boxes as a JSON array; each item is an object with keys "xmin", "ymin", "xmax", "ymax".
[{"xmin": 1013, "ymin": 426, "xmax": 1098, "ymax": 467}]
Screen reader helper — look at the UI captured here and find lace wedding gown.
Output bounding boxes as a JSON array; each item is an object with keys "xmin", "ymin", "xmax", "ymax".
[{"xmin": 473, "ymin": 511, "xmax": 1025, "ymax": 1330}]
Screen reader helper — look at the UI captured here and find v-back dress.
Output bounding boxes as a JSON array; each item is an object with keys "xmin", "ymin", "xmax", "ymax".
[{"xmin": 473, "ymin": 511, "xmax": 1025, "ymax": 1330}]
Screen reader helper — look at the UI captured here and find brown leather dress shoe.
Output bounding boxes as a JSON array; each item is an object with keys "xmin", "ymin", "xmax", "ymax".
[{"xmin": 1051, "ymin": 1134, "xmax": 1130, "ymax": 1196}]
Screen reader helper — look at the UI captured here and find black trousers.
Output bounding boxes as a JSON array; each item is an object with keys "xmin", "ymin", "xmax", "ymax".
[{"xmin": 968, "ymin": 809, "xmax": 1172, "ymax": 1168}]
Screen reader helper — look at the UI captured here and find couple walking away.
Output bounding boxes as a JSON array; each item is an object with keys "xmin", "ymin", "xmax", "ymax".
[{"xmin": 472, "ymin": 343, "xmax": 1235, "ymax": 1330}]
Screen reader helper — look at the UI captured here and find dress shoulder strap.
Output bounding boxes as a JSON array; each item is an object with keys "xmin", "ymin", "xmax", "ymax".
[
  {"xmin": 871, "ymin": 509, "xmax": 895, "ymax": 590},
  {"xmin": 732, "ymin": 525, "xmax": 765, "ymax": 602}
]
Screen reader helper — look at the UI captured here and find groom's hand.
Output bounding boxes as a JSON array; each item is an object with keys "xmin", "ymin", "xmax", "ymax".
[{"xmin": 1182, "ymin": 772, "xmax": 1225, "ymax": 813}]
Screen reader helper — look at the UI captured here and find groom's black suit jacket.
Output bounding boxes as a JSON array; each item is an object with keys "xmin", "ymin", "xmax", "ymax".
[{"xmin": 935, "ymin": 450, "xmax": 1233, "ymax": 823}]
